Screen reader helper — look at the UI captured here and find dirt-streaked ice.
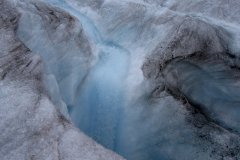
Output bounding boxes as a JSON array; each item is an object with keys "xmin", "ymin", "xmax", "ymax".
[{"xmin": 1, "ymin": 0, "xmax": 240, "ymax": 160}]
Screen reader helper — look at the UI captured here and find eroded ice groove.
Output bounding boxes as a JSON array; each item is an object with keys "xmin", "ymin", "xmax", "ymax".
[
  {"xmin": 17, "ymin": 0, "xmax": 129, "ymax": 152},
  {"xmin": 48, "ymin": 1, "xmax": 130, "ymax": 151}
]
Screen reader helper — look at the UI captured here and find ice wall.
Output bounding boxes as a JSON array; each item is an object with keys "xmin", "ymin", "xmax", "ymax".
[{"xmin": 0, "ymin": 0, "xmax": 125, "ymax": 159}]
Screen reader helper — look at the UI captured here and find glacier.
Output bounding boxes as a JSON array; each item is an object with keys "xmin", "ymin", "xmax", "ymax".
[{"xmin": 1, "ymin": 0, "xmax": 240, "ymax": 160}]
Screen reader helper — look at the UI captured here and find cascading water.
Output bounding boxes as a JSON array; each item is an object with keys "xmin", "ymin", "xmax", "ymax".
[
  {"xmin": 70, "ymin": 44, "xmax": 129, "ymax": 150},
  {"xmin": 27, "ymin": 0, "xmax": 130, "ymax": 152}
]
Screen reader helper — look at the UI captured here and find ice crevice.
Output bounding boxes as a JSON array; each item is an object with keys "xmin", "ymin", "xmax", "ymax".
[
  {"xmin": 16, "ymin": 0, "xmax": 130, "ymax": 153},
  {"xmin": 5, "ymin": 0, "xmax": 240, "ymax": 159}
]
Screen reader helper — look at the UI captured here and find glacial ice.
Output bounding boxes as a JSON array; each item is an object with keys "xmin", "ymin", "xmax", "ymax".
[
  {"xmin": 1, "ymin": 0, "xmax": 240, "ymax": 160},
  {"xmin": 0, "ymin": 0, "xmax": 124, "ymax": 160},
  {"xmin": 163, "ymin": 55, "xmax": 240, "ymax": 133}
]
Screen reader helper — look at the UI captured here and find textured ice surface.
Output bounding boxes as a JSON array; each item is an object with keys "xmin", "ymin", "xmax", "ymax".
[
  {"xmin": 0, "ymin": 0, "xmax": 124, "ymax": 159},
  {"xmin": 1, "ymin": 0, "xmax": 240, "ymax": 160}
]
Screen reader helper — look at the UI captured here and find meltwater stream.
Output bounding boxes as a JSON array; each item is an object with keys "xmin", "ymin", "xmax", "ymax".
[
  {"xmin": 44, "ymin": 0, "xmax": 130, "ymax": 152},
  {"xmin": 70, "ymin": 44, "xmax": 129, "ymax": 150}
]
